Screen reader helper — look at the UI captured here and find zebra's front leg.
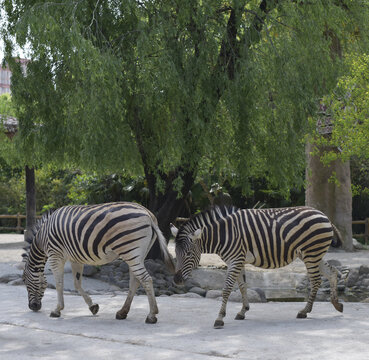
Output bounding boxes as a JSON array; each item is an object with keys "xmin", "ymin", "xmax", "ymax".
[
  {"xmin": 235, "ymin": 267, "xmax": 250, "ymax": 320},
  {"xmin": 116, "ymin": 269, "xmax": 140, "ymax": 320},
  {"xmin": 297, "ymin": 263, "xmax": 322, "ymax": 319},
  {"xmin": 49, "ymin": 258, "xmax": 66, "ymax": 318},
  {"xmin": 71, "ymin": 262, "xmax": 99, "ymax": 315},
  {"xmin": 215, "ymin": 262, "xmax": 243, "ymax": 329}
]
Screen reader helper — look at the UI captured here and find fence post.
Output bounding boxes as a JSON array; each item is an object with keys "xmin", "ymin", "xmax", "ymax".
[
  {"xmin": 16, "ymin": 213, "xmax": 22, "ymax": 234},
  {"xmin": 365, "ymin": 218, "xmax": 369, "ymax": 245}
]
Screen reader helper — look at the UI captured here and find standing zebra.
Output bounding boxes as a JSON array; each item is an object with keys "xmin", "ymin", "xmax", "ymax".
[
  {"xmin": 171, "ymin": 206, "xmax": 343, "ymax": 328},
  {"xmin": 23, "ymin": 202, "xmax": 175, "ymax": 323}
]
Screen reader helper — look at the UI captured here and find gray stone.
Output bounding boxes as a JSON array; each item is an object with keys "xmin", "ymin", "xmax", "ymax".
[
  {"xmin": 83, "ymin": 265, "xmax": 98, "ymax": 277},
  {"xmin": 172, "ymin": 292, "xmax": 203, "ymax": 298},
  {"xmin": 118, "ymin": 262, "xmax": 129, "ymax": 273},
  {"xmin": 206, "ymin": 290, "xmax": 223, "ymax": 299},
  {"xmin": 359, "ymin": 265, "xmax": 369, "ymax": 275},
  {"xmin": 346, "ymin": 269, "xmax": 359, "ymax": 287},
  {"xmin": 188, "ymin": 287, "xmax": 207, "ymax": 297},
  {"xmin": 327, "ymin": 259, "xmax": 342, "ymax": 267},
  {"xmin": 0, "ymin": 274, "xmax": 21, "ymax": 283},
  {"xmin": 9, "ymin": 278, "xmax": 24, "ymax": 286}
]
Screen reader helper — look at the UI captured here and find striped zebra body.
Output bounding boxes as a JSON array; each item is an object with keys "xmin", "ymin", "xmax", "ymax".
[
  {"xmin": 171, "ymin": 206, "xmax": 343, "ymax": 328},
  {"xmin": 23, "ymin": 202, "xmax": 174, "ymax": 323}
]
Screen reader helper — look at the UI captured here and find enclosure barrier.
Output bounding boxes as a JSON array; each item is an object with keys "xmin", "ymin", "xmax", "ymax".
[
  {"xmin": 0, "ymin": 214, "xmax": 369, "ymax": 244},
  {"xmin": 352, "ymin": 219, "xmax": 369, "ymax": 245},
  {"xmin": 0, "ymin": 214, "xmax": 41, "ymax": 233}
]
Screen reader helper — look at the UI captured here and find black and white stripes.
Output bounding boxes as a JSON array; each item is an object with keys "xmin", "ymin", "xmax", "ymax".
[
  {"xmin": 23, "ymin": 202, "xmax": 174, "ymax": 323},
  {"xmin": 171, "ymin": 205, "xmax": 343, "ymax": 328}
]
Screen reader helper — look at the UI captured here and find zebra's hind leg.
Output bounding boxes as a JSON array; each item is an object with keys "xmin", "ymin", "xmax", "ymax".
[
  {"xmin": 297, "ymin": 262, "xmax": 322, "ymax": 319},
  {"xmin": 319, "ymin": 261, "xmax": 343, "ymax": 313},
  {"xmin": 70, "ymin": 262, "xmax": 99, "ymax": 315},
  {"xmin": 116, "ymin": 269, "xmax": 140, "ymax": 320},
  {"xmin": 235, "ymin": 267, "xmax": 249, "ymax": 320},
  {"xmin": 215, "ymin": 261, "xmax": 244, "ymax": 329}
]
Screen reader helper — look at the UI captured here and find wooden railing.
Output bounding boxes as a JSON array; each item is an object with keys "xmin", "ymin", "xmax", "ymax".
[
  {"xmin": 352, "ymin": 218, "xmax": 369, "ymax": 245},
  {"xmin": 1, "ymin": 214, "xmax": 369, "ymax": 244},
  {"xmin": 0, "ymin": 214, "xmax": 41, "ymax": 233}
]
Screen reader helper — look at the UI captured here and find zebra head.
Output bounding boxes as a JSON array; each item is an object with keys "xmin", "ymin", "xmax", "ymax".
[
  {"xmin": 22, "ymin": 212, "xmax": 51, "ymax": 312},
  {"xmin": 171, "ymin": 224, "xmax": 202, "ymax": 285},
  {"xmin": 23, "ymin": 260, "xmax": 48, "ymax": 311}
]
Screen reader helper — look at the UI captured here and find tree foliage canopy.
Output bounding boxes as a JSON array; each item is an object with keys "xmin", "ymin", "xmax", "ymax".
[{"xmin": 2, "ymin": 0, "xmax": 369, "ymax": 219}]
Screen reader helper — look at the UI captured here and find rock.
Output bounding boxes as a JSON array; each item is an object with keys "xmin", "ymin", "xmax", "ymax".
[
  {"xmin": 83, "ymin": 265, "xmax": 98, "ymax": 277},
  {"xmin": 0, "ymin": 274, "xmax": 21, "ymax": 283},
  {"xmin": 346, "ymin": 269, "xmax": 359, "ymax": 287},
  {"xmin": 206, "ymin": 290, "xmax": 223, "ymax": 299},
  {"xmin": 251, "ymin": 288, "xmax": 267, "ymax": 302},
  {"xmin": 188, "ymin": 287, "xmax": 207, "ymax": 297},
  {"xmin": 119, "ymin": 262, "xmax": 129, "ymax": 273},
  {"xmin": 9, "ymin": 278, "xmax": 24, "ymax": 286},
  {"xmin": 359, "ymin": 265, "xmax": 369, "ymax": 275},
  {"xmin": 191, "ymin": 268, "xmax": 225, "ymax": 290},
  {"xmin": 353, "ymin": 238, "xmax": 366, "ymax": 250},
  {"xmin": 171, "ymin": 292, "xmax": 203, "ymax": 298},
  {"xmin": 145, "ymin": 259, "xmax": 162, "ymax": 274},
  {"xmin": 327, "ymin": 259, "xmax": 342, "ymax": 267}
]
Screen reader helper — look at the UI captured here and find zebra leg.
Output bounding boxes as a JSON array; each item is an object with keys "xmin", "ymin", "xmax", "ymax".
[
  {"xmin": 116, "ymin": 269, "xmax": 140, "ymax": 320},
  {"xmin": 49, "ymin": 258, "xmax": 66, "ymax": 318},
  {"xmin": 319, "ymin": 261, "xmax": 343, "ymax": 313},
  {"xmin": 297, "ymin": 263, "xmax": 322, "ymax": 319},
  {"xmin": 215, "ymin": 262, "xmax": 243, "ymax": 329},
  {"xmin": 70, "ymin": 262, "xmax": 99, "ymax": 315},
  {"xmin": 235, "ymin": 267, "xmax": 250, "ymax": 320}
]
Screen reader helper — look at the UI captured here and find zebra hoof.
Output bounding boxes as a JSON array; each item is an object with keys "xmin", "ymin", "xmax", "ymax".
[
  {"xmin": 116, "ymin": 312, "xmax": 127, "ymax": 320},
  {"xmin": 89, "ymin": 304, "xmax": 99, "ymax": 315},
  {"xmin": 145, "ymin": 315, "xmax": 158, "ymax": 324},
  {"xmin": 50, "ymin": 311, "xmax": 61, "ymax": 318},
  {"xmin": 296, "ymin": 312, "xmax": 307, "ymax": 319},
  {"xmin": 333, "ymin": 302, "xmax": 343, "ymax": 313},
  {"xmin": 235, "ymin": 313, "xmax": 245, "ymax": 320},
  {"xmin": 214, "ymin": 320, "xmax": 224, "ymax": 329}
]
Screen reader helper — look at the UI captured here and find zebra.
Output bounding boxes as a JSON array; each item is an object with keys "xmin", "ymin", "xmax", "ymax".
[
  {"xmin": 22, "ymin": 202, "xmax": 175, "ymax": 323},
  {"xmin": 170, "ymin": 205, "xmax": 344, "ymax": 328}
]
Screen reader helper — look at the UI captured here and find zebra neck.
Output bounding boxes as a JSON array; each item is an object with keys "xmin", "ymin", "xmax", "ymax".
[{"xmin": 28, "ymin": 241, "xmax": 47, "ymax": 271}]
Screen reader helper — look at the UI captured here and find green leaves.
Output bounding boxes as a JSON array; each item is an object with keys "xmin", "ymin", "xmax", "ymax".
[{"xmin": 2, "ymin": 0, "xmax": 369, "ymax": 199}]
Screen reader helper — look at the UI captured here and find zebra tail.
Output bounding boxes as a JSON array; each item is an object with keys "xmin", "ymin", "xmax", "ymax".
[
  {"xmin": 331, "ymin": 223, "xmax": 343, "ymax": 248},
  {"xmin": 152, "ymin": 222, "xmax": 176, "ymax": 274}
]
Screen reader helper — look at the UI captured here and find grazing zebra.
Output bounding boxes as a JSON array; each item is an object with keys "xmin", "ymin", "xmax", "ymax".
[
  {"xmin": 22, "ymin": 202, "xmax": 175, "ymax": 323},
  {"xmin": 170, "ymin": 206, "xmax": 343, "ymax": 328}
]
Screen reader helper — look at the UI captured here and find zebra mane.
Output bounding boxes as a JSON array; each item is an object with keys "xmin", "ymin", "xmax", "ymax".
[
  {"xmin": 22, "ymin": 210, "xmax": 54, "ymax": 261},
  {"xmin": 178, "ymin": 205, "xmax": 239, "ymax": 237}
]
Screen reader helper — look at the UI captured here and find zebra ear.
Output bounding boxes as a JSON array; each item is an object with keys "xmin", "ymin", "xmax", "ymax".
[
  {"xmin": 191, "ymin": 228, "xmax": 202, "ymax": 240},
  {"xmin": 170, "ymin": 223, "xmax": 179, "ymax": 237}
]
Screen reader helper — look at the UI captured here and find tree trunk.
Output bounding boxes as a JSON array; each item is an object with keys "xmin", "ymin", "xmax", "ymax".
[
  {"xmin": 25, "ymin": 165, "xmax": 36, "ymax": 238},
  {"xmin": 305, "ymin": 143, "xmax": 353, "ymax": 251},
  {"xmin": 147, "ymin": 170, "xmax": 195, "ymax": 259}
]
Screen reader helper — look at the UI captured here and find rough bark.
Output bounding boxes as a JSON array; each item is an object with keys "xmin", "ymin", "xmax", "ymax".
[
  {"xmin": 305, "ymin": 143, "xmax": 353, "ymax": 251},
  {"xmin": 25, "ymin": 165, "xmax": 36, "ymax": 237}
]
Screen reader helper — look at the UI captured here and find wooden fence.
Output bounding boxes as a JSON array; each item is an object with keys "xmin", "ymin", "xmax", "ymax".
[
  {"xmin": 0, "ymin": 214, "xmax": 41, "ymax": 233},
  {"xmin": 0, "ymin": 214, "xmax": 369, "ymax": 244},
  {"xmin": 352, "ymin": 218, "xmax": 369, "ymax": 245}
]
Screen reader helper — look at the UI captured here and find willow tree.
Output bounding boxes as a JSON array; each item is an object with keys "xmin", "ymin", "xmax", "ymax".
[{"xmin": 2, "ymin": 0, "xmax": 369, "ymax": 242}]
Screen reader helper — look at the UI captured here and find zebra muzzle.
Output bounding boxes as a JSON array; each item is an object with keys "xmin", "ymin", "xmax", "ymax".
[
  {"xmin": 29, "ymin": 301, "xmax": 41, "ymax": 311},
  {"xmin": 173, "ymin": 271, "xmax": 184, "ymax": 286}
]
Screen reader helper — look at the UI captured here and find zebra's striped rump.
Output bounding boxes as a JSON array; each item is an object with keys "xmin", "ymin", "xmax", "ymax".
[
  {"xmin": 171, "ymin": 205, "xmax": 343, "ymax": 328},
  {"xmin": 23, "ymin": 202, "xmax": 174, "ymax": 323}
]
